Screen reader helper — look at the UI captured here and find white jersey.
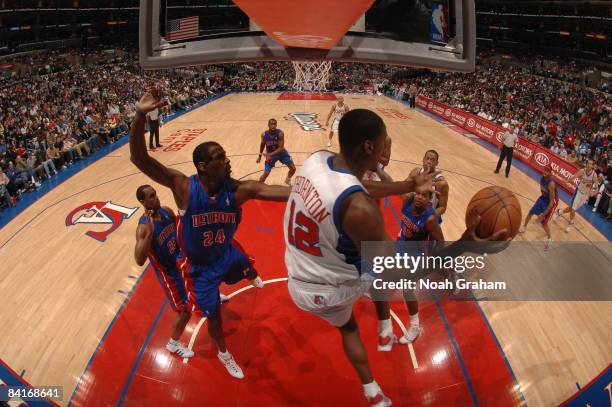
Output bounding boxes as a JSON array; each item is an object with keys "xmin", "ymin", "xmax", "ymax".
[
  {"xmin": 284, "ymin": 151, "xmax": 365, "ymax": 286},
  {"xmin": 577, "ymin": 169, "xmax": 597, "ymax": 194},
  {"xmin": 333, "ymin": 103, "xmax": 348, "ymax": 120},
  {"xmin": 418, "ymin": 167, "xmax": 445, "ymax": 208}
]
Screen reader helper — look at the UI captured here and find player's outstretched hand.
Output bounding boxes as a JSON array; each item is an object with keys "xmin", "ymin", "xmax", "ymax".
[
  {"xmin": 256, "ymin": 155, "xmax": 261, "ymax": 164},
  {"xmin": 137, "ymin": 87, "xmax": 168, "ymax": 114},
  {"xmin": 460, "ymin": 208, "xmax": 511, "ymax": 254},
  {"xmin": 410, "ymin": 167, "xmax": 443, "ymax": 187}
]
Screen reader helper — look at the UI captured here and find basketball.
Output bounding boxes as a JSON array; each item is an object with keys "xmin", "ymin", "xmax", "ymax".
[{"xmin": 465, "ymin": 186, "xmax": 522, "ymax": 239}]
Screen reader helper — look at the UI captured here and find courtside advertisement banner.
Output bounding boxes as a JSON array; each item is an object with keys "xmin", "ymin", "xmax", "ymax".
[{"xmin": 416, "ymin": 96, "xmax": 582, "ymax": 193}]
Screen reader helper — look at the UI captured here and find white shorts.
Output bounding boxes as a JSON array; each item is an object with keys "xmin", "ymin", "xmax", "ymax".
[
  {"xmin": 288, "ymin": 276, "xmax": 372, "ymax": 327},
  {"xmin": 331, "ymin": 119, "xmax": 340, "ymax": 133},
  {"xmin": 571, "ymin": 190, "xmax": 589, "ymax": 210}
]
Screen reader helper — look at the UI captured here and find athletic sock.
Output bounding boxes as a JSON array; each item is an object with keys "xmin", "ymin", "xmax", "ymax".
[
  {"xmin": 378, "ymin": 318, "xmax": 391, "ymax": 334},
  {"xmin": 363, "ymin": 381, "xmax": 381, "ymax": 398},
  {"xmin": 409, "ymin": 313, "xmax": 419, "ymax": 328}
]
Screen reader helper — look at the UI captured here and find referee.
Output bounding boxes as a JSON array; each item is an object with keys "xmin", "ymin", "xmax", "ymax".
[
  {"xmin": 147, "ymin": 107, "xmax": 162, "ymax": 150},
  {"xmin": 494, "ymin": 125, "xmax": 518, "ymax": 177}
]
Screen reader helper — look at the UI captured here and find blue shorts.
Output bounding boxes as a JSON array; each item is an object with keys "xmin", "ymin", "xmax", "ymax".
[
  {"xmin": 264, "ymin": 150, "xmax": 294, "ymax": 172},
  {"xmin": 151, "ymin": 265, "xmax": 188, "ymax": 313},
  {"xmin": 179, "ymin": 243, "xmax": 256, "ymax": 318},
  {"xmin": 529, "ymin": 196, "xmax": 558, "ymax": 225}
]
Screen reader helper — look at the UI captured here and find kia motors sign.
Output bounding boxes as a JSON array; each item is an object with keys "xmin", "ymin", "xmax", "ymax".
[{"xmin": 534, "ymin": 152, "xmax": 550, "ymax": 167}]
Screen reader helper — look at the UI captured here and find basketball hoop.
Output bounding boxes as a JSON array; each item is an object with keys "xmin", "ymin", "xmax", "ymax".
[{"xmin": 292, "ymin": 61, "xmax": 332, "ymax": 92}]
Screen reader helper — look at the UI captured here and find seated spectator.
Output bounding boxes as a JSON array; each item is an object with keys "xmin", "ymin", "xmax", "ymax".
[
  {"xmin": 566, "ymin": 149, "xmax": 579, "ymax": 164},
  {"xmin": 46, "ymin": 143, "xmax": 65, "ymax": 170},
  {"xmin": 0, "ymin": 167, "xmax": 13, "ymax": 208},
  {"xmin": 15, "ymin": 154, "xmax": 41, "ymax": 186},
  {"xmin": 25, "ymin": 152, "xmax": 47, "ymax": 182},
  {"xmin": 5, "ymin": 161, "xmax": 29, "ymax": 195}
]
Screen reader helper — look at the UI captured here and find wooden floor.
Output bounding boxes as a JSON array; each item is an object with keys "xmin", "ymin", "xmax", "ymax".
[{"xmin": 0, "ymin": 93, "xmax": 610, "ymax": 406}]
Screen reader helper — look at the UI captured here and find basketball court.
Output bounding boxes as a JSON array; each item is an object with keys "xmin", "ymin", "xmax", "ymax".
[
  {"xmin": 1, "ymin": 0, "xmax": 611, "ymax": 405},
  {"xmin": 1, "ymin": 92, "xmax": 610, "ymax": 406}
]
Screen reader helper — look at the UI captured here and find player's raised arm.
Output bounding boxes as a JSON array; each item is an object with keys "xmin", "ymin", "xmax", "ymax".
[
  {"xmin": 134, "ymin": 213, "xmax": 153, "ymax": 266},
  {"xmin": 129, "ymin": 89, "xmax": 189, "ymax": 205},
  {"xmin": 234, "ymin": 179, "xmax": 291, "ymax": 205},
  {"xmin": 363, "ymin": 169, "xmax": 440, "ymax": 198}
]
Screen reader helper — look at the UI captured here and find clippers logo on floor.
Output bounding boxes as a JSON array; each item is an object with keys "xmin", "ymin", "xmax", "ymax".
[
  {"xmin": 66, "ymin": 201, "xmax": 138, "ymax": 242},
  {"xmin": 161, "ymin": 128, "xmax": 207, "ymax": 152},
  {"xmin": 284, "ymin": 113, "xmax": 325, "ymax": 131}
]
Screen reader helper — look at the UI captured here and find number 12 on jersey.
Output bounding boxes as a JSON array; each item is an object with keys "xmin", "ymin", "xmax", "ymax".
[{"xmin": 287, "ymin": 200, "xmax": 322, "ymax": 257}]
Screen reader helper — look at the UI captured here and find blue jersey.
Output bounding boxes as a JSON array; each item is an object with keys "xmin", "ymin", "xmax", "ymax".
[
  {"xmin": 399, "ymin": 196, "xmax": 435, "ymax": 241},
  {"xmin": 138, "ymin": 207, "xmax": 179, "ymax": 269},
  {"xmin": 177, "ymin": 175, "xmax": 241, "ymax": 265},
  {"xmin": 263, "ymin": 129, "xmax": 282, "ymax": 153},
  {"xmin": 539, "ymin": 176, "xmax": 556, "ymax": 202}
]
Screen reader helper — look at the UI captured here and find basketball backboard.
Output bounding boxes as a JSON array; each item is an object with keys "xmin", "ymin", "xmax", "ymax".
[{"xmin": 139, "ymin": 0, "xmax": 475, "ymax": 72}]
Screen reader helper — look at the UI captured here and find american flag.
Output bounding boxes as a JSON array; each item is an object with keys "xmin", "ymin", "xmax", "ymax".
[{"xmin": 167, "ymin": 16, "xmax": 199, "ymax": 41}]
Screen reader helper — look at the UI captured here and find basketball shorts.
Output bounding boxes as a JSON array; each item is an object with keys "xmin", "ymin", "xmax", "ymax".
[
  {"xmin": 570, "ymin": 189, "xmax": 589, "ymax": 210},
  {"xmin": 265, "ymin": 150, "xmax": 294, "ymax": 172},
  {"xmin": 151, "ymin": 264, "xmax": 188, "ymax": 313},
  {"xmin": 288, "ymin": 275, "xmax": 373, "ymax": 327},
  {"xmin": 179, "ymin": 242, "xmax": 256, "ymax": 318},
  {"xmin": 331, "ymin": 119, "xmax": 340, "ymax": 133},
  {"xmin": 529, "ymin": 196, "xmax": 558, "ymax": 225}
]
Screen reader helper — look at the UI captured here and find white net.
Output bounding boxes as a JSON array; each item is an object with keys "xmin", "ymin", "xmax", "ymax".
[{"xmin": 292, "ymin": 61, "xmax": 332, "ymax": 92}]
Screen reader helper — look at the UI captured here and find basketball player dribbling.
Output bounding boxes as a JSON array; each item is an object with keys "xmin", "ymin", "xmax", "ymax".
[
  {"xmin": 134, "ymin": 184, "xmax": 195, "ymax": 358},
  {"xmin": 397, "ymin": 183, "xmax": 444, "ymax": 344},
  {"xmin": 325, "ymin": 95, "xmax": 349, "ymax": 147},
  {"xmin": 554, "ymin": 158, "xmax": 598, "ymax": 232},
  {"xmin": 408, "ymin": 150, "xmax": 449, "ymax": 222},
  {"xmin": 130, "ymin": 88, "xmax": 291, "ymax": 378},
  {"xmin": 256, "ymin": 118, "xmax": 296, "ymax": 185},
  {"xmin": 519, "ymin": 164, "xmax": 557, "ymax": 250},
  {"xmin": 284, "ymin": 109, "xmax": 506, "ymax": 406}
]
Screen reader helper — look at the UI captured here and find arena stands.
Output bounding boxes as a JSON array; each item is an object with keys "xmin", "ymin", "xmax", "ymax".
[{"xmin": 0, "ymin": 48, "xmax": 610, "ymax": 217}]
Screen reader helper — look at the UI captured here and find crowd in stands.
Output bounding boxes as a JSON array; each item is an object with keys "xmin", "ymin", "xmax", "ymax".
[
  {"xmin": 0, "ymin": 48, "xmax": 223, "ymax": 210},
  {"xmin": 412, "ymin": 61, "xmax": 610, "ymax": 173},
  {"xmin": 0, "ymin": 47, "xmax": 610, "ymax": 218}
]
